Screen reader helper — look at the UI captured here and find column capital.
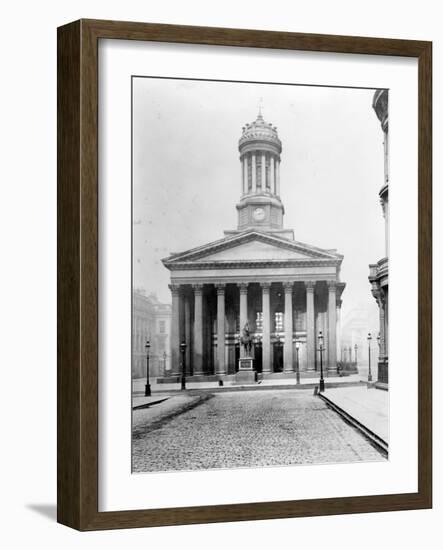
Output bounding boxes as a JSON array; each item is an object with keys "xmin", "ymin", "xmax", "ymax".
[
  {"xmin": 215, "ymin": 283, "xmax": 226, "ymax": 295},
  {"xmin": 192, "ymin": 283, "xmax": 204, "ymax": 295},
  {"xmin": 327, "ymin": 280, "xmax": 337, "ymax": 291},
  {"xmin": 168, "ymin": 283, "xmax": 181, "ymax": 295},
  {"xmin": 237, "ymin": 282, "xmax": 249, "ymax": 294},
  {"xmin": 260, "ymin": 282, "xmax": 272, "ymax": 291},
  {"xmin": 305, "ymin": 281, "xmax": 316, "ymax": 291},
  {"xmin": 283, "ymin": 281, "xmax": 294, "ymax": 292}
]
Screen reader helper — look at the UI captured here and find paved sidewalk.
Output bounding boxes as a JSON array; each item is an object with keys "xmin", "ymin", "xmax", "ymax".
[
  {"xmin": 132, "ymin": 374, "xmax": 365, "ymax": 395},
  {"xmin": 132, "ymin": 394, "xmax": 171, "ymax": 409},
  {"xmin": 322, "ymin": 386, "xmax": 389, "ymax": 443}
]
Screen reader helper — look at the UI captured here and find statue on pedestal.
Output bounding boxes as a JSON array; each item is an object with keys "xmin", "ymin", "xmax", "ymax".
[{"xmin": 240, "ymin": 322, "xmax": 253, "ymax": 357}]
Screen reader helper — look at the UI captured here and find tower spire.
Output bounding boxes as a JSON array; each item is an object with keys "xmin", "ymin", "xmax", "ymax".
[{"xmin": 257, "ymin": 97, "xmax": 264, "ymax": 120}]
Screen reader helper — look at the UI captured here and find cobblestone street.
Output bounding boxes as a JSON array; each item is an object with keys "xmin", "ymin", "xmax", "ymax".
[{"xmin": 132, "ymin": 389, "xmax": 385, "ymax": 472}]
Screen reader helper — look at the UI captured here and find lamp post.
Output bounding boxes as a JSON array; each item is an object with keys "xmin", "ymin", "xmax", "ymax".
[
  {"xmin": 354, "ymin": 344, "xmax": 358, "ymax": 367},
  {"xmin": 180, "ymin": 340, "xmax": 187, "ymax": 390},
  {"xmin": 295, "ymin": 341, "xmax": 301, "ymax": 385},
  {"xmin": 163, "ymin": 351, "xmax": 167, "ymax": 376},
  {"xmin": 318, "ymin": 331, "xmax": 325, "ymax": 392},
  {"xmin": 367, "ymin": 332, "xmax": 373, "ymax": 382},
  {"xmin": 144, "ymin": 339, "xmax": 151, "ymax": 397}
]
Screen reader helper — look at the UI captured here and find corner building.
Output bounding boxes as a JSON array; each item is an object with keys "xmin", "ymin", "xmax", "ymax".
[
  {"xmin": 163, "ymin": 112, "xmax": 346, "ymax": 380},
  {"xmin": 369, "ymin": 89, "xmax": 389, "ymax": 387}
]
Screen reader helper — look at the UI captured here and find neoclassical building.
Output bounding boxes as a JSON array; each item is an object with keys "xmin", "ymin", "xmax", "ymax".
[
  {"xmin": 132, "ymin": 289, "xmax": 171, "ymax": 379},
  {"xmin": 162, "ymin": 111, "xmax": 346, "ymax": 379},
  {"xmin": 369, "ymin": 89, "xmax": 389, "ymax": 386}
]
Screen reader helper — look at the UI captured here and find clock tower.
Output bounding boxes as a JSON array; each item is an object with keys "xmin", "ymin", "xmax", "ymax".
[{"xmin": 225, "ymin": 110, "xmax": 294, "ymax": 240}]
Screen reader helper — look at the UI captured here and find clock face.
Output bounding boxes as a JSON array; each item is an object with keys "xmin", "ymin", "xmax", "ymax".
[{"xmin": 253, "ymin": 207, "xmax": 266, "ymax": 221}]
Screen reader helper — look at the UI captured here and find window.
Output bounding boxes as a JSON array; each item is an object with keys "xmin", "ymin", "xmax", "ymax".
[
  {"xmin": 275, "ymin": 312, "xmax": 284, "ymax": 331},
  {"xmin": 159, "ymin": 320, "xmax": 166, "ymax": 334},
  {"xmin": 256, "ymin": 311, "xmax": 263, "ymax": 331},
  {"xmin": 265, "ymin": 155, "xmax": 271, "ymax": 189},
  {"xmin": 256, "ymin": 155, "xmax": 262, "ymax": 189}
]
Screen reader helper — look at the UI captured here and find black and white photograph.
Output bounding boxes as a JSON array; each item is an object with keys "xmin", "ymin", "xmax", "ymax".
[{"xmin": 131, "ymin": 77, "xmax": 389, "ymax": 473}]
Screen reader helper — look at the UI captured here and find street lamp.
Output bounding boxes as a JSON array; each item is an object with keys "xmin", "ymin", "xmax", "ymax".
[
  {"xmin": 295, "ymin": 341, "xmax": 301, "ymax": 385},
  {"xmin": 318, "ymin": 331, "xmax": 325, "ymax": 392},
  {"xmin": 367, "ymin": 332, "xmax": 373, "ymax": 382},
  {"xmin": 354, "ymin": 344, "xmax": 358, "ymax": 366},
  {"xmin": 180, "ymin": 340, "xmax": 187, "ymax": 390},
  {"xmin": 144, "ymin": 339, "xmax": 151, "ymax": 397},
  {"xmin": 163, "ymin": 351, "xmax": 167, "ymax": 375}
]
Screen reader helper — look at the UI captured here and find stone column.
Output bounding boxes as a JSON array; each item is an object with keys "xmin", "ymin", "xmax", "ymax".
[
  {"xmin": 252, "ymin": 153, "xmax": 257, "ymax": 193},
  {"xmin": 275, "ymin": 159, "xmax": 280, "ymax": 196},
  {"xmin": 261, "ymin": 282, "xmax": 271, "ymax": 372},
  {"xmin": 243, "ymin": 156, "xmax": 248, "ymax": 195},
  {"xmin": 283, "ymin": 282, "xmax": 293, "ymax": 372},
  {"xmin": 270, "ymin": 156, "xmax": 275, "ymax": 194},
  {"xmin": 184, "ymin": 293, "xmax": 191, "ymax": 375},
  {"xmin": 238, "ymin": 283, "xmax": 248, "ymax": 357},
  {"xmin": 327, "ymin": 281, "xmax": 337, "ymax": 371},
  {"xmin": 192, "ymin": 284, "xmax": 204, "ymax": 375},
  {"xmin": 169, "ymin": 284, "xmax": 181, "ymax": 375},
  {"xmin": 261, "ymin": 153, "xmax": 266, "ymax": 190},
  {"xmin": 305, "ymin": 282, "xmax": 315, "ymax": 370},
  {"xmin": 216, "ymin": 284, "xmax": 226, "ymax": 374},
  {"xmin": 336, "ymin": 299, "xmax": 342, "ymax": 363}
]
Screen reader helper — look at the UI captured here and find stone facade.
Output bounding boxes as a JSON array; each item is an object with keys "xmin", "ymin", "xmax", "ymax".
[
  {"xmin": 369, "ymin": 89, "xmax": 389, "ymax": 386},
  {"xmin": 163, "ymin": 112, "xmax": 346, "ymax": 378},
  {"xmin": 132, "ymin": 289, "xmax": 171, "ymax": 379}
]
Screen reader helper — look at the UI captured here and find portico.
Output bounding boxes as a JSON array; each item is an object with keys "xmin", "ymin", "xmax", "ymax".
[{"xmin": 164, "ymin": 233, "xmax": 345, "ymax": 377}]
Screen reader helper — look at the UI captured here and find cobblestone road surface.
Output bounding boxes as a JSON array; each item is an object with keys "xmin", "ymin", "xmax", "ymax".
[{"xmin": 132, "ymin": 389, "xmax": 385, "ymax": 472}]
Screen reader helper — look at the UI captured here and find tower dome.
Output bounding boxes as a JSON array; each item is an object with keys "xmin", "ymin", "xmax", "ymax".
[{"xmin": 239, "ymin": 111, "xmax": 282, "ymax": 154}]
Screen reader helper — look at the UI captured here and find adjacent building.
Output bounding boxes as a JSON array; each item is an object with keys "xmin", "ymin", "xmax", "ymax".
[
  {"xmin": 368, "ymin": 89, "xmax": 389, "ymax": 386},
  {"xmin": 132, "ymin": 289, "xmax": 171, "ymax": 379},
  {"xmin": 162, "ymin": 111, "xmax": 346, "ymax": 379}
]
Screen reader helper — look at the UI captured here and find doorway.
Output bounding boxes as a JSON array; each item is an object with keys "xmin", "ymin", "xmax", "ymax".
[
  {"xmin": 273, "ymin": 341, "xmax": 283, "ymax": 372},
  {"xmin": 254, "ymin": 342, "xmax": 263, "ymax": 373}
]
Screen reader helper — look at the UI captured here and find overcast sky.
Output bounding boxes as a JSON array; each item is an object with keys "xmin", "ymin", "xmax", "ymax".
[{"xmin": 132, "ymin": 77, "xmax": 386, "ymax": 326}]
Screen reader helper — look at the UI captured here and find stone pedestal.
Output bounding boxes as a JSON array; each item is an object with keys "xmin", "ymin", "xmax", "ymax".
[{"xmin": 235, "ymin": 357, "xmax": 256, "ymax": 384}]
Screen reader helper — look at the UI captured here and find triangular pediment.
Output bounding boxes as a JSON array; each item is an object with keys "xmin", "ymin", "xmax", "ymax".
[{"xmin": 163, "ymin": 231, "xmax": 342, "ymax": 268}]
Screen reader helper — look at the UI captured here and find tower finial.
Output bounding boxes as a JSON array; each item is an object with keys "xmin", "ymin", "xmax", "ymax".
[{"xmin": 258, "ymin": 97, "xmax": 264, "ymax": 119}]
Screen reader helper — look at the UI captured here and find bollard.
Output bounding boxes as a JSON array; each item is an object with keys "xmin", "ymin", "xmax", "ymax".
[
  {"xmin": 313, "ymin": 386, "xmax": 319, "ymax": 396},
  {"xmin": 218, "ymin": 380, "xmax": 224, "ymax": 387}
]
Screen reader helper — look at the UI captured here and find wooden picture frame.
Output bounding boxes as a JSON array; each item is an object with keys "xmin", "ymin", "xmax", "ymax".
[{"xmin": 57, "ymin": 19, "xmax": 432, "ymax": 530}]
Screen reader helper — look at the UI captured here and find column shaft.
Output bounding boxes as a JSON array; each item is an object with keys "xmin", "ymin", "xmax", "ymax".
[
  {"xmin": 327, "ymin": 282, "xmax": 337, "ymax": 371},
  {"xmin": 216, "ymin": 284, "xmax": 226, "ymax": 374},
  {"xmin": 284, "ymin": 283, "xmax": 293, "ymax": 372},
  {"xmin": 252, "ymin": 153, "xmax": 257, "ymax": 193},
  {"xmin": 270, "ymin": 156, "xmax": 275, "ymax": 194},
  {"xmin": 243, "ymin": 156, "xmax": 248, "ymax": 195},
  {"xmin": 306, "ymin": 282, "xmax": 315, "ymax": 370},
  {"xmin": 184, "ymin": 294, "xmax": 191, "ymax": 375},
  {"xmin": 275, "ymin": 159, "xmax": 280, "ymax": 195},
  {"xmin": 193, "ymin": 284, "xmax": 204, "ymax": 374},
  {"xmin": 336, "ymin": 300, "xmax": 342, "ymax": 362},
  {"xmin": 169, "ymin": 284, "xmax": 181, "ymax": 375},
  {"xmin": 261, "ymin": 283, "xmax": 271, "ymax": 372}
]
